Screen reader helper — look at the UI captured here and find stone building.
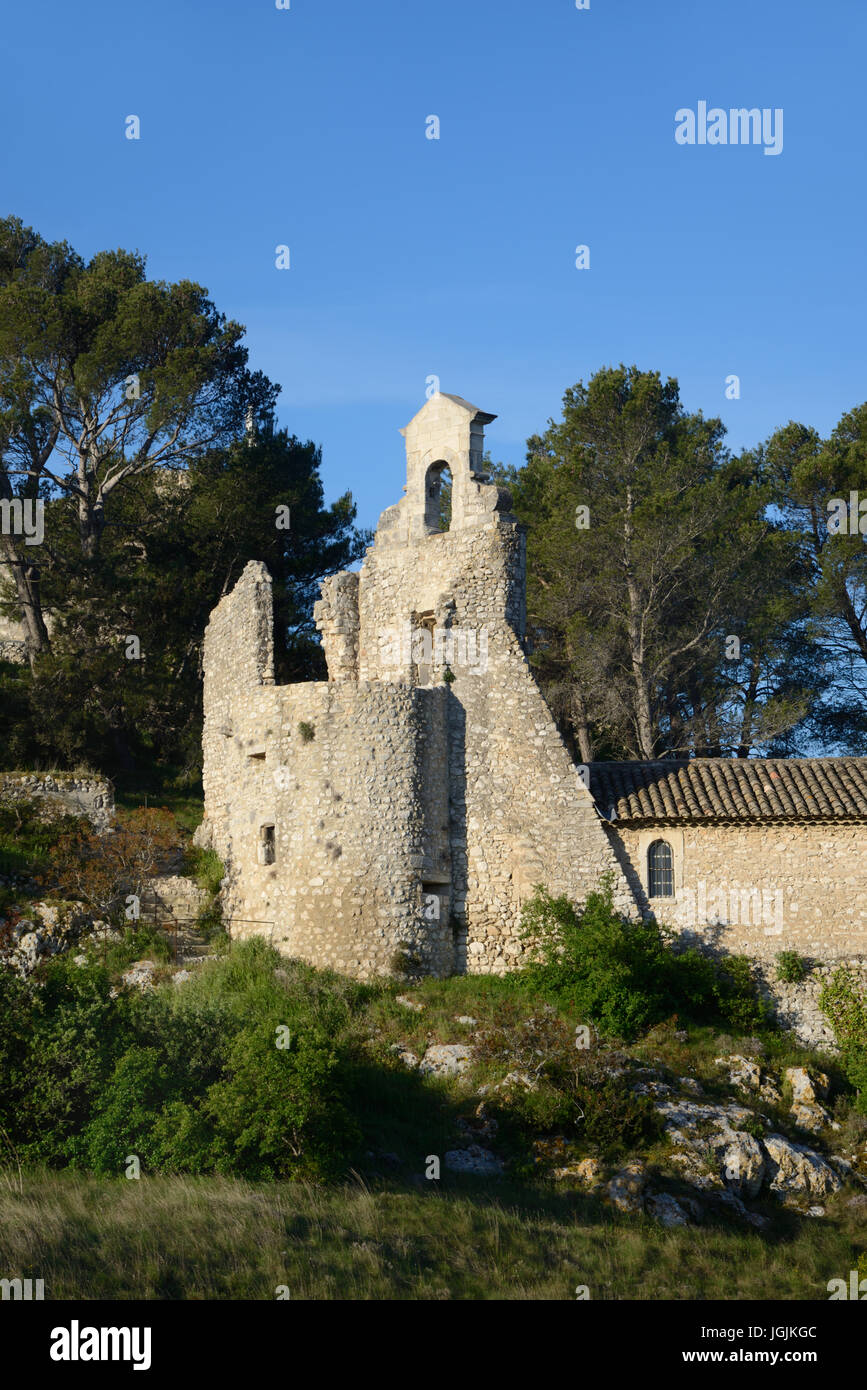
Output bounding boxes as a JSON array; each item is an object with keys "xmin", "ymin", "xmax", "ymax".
[
  {"xmin": 591, "ymin": 759, "xmax": 867, "ymax": 964},
  {"xmin": 198, "ymin": 392, "xmax": 867, "ymax": 986},
  {"xmin": 197, "ymin": 392, "xmax": 633, "ymax": 977}
]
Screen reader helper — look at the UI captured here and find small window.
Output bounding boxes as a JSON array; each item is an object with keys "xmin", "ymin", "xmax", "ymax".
[
  {"xmin": 647, "ymin": 839, "xmax": 674, "ymax": 897},
  {"xmin": 258, "ymin": 824, "xmax": 275, "ymax": 865}
]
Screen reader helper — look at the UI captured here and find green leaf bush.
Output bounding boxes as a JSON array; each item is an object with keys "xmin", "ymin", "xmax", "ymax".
[{"xmin": 517, "ymin": 878, "xmax": 769, "ymax": 1040}]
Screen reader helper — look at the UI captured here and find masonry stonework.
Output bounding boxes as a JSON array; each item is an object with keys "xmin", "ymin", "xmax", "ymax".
[
  {"xmin": 198, "ymin": 394, "xmax": 634, "ymax": 978},
  {"xmin": 609, "ymin": 822, "xmax": 867, "ymax": 963},
  {"xmin": 0, "ymin": 772, "xmax": 114, "ymax": 830},
  {"xmin": 198, "ymin": 395, "xmax": 867, "ymax": 1009}
]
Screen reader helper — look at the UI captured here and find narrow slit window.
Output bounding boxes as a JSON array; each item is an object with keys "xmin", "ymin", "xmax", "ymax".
[
  {"xmin": 647, "ymin": 839, "xmax": 674, "ymax": 897},
  {"xmin": 259, "ymin": 824, "xmax": 276, "ymax": 865}
]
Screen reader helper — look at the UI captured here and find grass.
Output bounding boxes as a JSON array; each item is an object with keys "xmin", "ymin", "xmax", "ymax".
[
  {"xmin": 2, "ymin": 836, "xmax": 865, "ymax": 1301},
  {"xmin": 0, "ymin": 1169, "xmax": 862, "ymax": 1300},
  {"xmin": 113, "ymin": 767, "xmax": 203, "ymax": 835}
]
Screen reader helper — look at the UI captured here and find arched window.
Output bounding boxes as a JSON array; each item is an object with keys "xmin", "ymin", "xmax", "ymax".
[
  {"xmin": 647, "ymin": 839, "xmax": 674, "ymax": 897},
  {"xmin": 424, "ymin": 461, "xmax": 452, "ymax": 532}
]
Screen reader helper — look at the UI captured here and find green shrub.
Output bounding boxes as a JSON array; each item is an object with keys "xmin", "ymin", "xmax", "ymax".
[
  {"xmin": 298, "ymin": 722, "xmax": 315, "ymax": 743},
  {"xmin": 775, "ymin": 950, "xmax": 809, "ymax": 984},
  {"xmin": 476, "ymin": 1010, "xmax": 660, "ymax": 1158},
  {"xmin": 517, "ymin": 879, "xmax": 769, "ymax": 1040},
  {"xmin": 819, "ymin": 968, "xmax": 867, "ymax": 1114},
  {"xmin": 0, "ymin": 940, "xmax": 367, "ymax": 1179},
  {"xmin": 1, "ymin": 957, "xmax": 134, "ymax": 1166},
  {"xmin": 204, "ymin": 1021, "xmax": 360, "ymax": 1180},
  {"xmin": 82, "ymin": 1047, "xmax": 182, "ymax": 1174},
  {"xmin": 186, "ymin": 847, "xmax": 224, "ymax": 898}
]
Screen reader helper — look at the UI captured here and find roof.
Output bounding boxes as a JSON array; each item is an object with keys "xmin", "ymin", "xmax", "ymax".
[
  {"xmin": 589, "ymin": 758, "xmax": 867, "ymax": 825},
  {"xmin": 400, "ymin": 394, "xmax": 497, "ymax": 436},
  {"xmin": 438, "ymin": 393, "xmax": 497, "ymax": 425}
]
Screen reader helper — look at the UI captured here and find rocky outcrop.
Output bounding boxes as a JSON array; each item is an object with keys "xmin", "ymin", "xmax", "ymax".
[
  {"xmin": 419, "ymin": 1043, "xmax": 474, "ymax": 1077},
  {"xmin": 762, "ymin": 1134, "xmax": 842, "ymax": 1201},
  {"xmin": 606, "ymin": 1161, "xmax": 647, "ymax": 1213},
  {"xmin": 655, "ymin": 1093, "xmax": 846, "ymax": 1209},
  {"xmin": 784, "ymin": 1066, "xmax": 834, "ymax": 1134},
  {"xmin": 0, "ymin": 902, "xmax": 99, "ymax": 976},
  {"xmin": 444, "ymin": 1144, "xmax": 504, "ymax": 1176}
]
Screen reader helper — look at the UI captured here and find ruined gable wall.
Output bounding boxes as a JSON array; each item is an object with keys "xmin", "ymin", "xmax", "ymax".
[
  {"xmin": 452, "ymin": 627, "xmax": 636, "ymax": 973},
  {"xmin": 199, "ymin": 561, "xmax": 277, "ymax": 855},
  {"xmin": 352, "ymin": 513, "xmax": 636, "ymax": 974},
  {"xmin": 356, "ymin": 517, "xmax": 525, "ymax": 681},
  {"xmin": 0, "ymin": 772, "xmax": 113, "ymax": 830}
]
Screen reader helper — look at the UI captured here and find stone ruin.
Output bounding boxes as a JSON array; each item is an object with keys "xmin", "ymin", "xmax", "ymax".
[{"xmin": 197, "ymin": 392, "xmax": 634, "ymax": 977}]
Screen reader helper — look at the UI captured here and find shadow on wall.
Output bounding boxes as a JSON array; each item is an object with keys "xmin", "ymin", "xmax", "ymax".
[
  {"xmin": 446, "ymin": 688, "xmax": 467, "ymax": 974},
  {"xmin": 604, "ymin": 827, "xmax": 650, "ymax": 920}
]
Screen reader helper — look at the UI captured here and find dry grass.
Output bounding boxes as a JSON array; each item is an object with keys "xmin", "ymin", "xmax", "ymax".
[{"xmin": 0, "ymin": 1169, "xmax": 862, "ymax": 1301}]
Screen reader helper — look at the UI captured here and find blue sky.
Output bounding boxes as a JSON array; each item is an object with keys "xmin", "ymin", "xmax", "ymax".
[{"xmin": 2, "ymin": 0, "xmax": 865, "ymax": 532}]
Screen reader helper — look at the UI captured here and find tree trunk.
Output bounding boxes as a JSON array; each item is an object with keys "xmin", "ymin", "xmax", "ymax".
[
  {"xmin": 736, "ymin": 658, "xmax": 760, "ymax": 758},
  {"xmin": 623, "ymin": 490, "xmax": 655, "ymax": 758},
  {"xmin": 571, "ymin": 683, "xmax": 594, "ymax": 763},
  {"xmin": 0, "ymin": 534, "xmax": 50, "ymax": 668}
]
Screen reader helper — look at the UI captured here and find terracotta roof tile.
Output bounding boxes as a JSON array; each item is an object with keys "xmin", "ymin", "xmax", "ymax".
[{"xmin": 590, "ymin": 758, "xmax": 867, "ymax": 824}]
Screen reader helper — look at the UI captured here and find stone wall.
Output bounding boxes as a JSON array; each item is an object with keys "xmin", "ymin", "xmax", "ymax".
[
  {"xmin": 608, "ymin": 821, "xmax": 867, "ymax": 962},
  {"xmin": 0, "ymin": 772, "xmax": 114, "ymax": 830},
  {"xmin": 200, "ymin": 565, "xmax": 457, "ymax": 977},
  {"xmin": 199, "ymin": 394, "xmax": 637, "ymax": 980},
  {"xmin": 0, "ymin": 638, "xmax": 26, "ymax": 663},
  {"xmin": 761, "ymin": 959, "xmax": 867, "ymax": 1051},
  {"xmin": 0, "ymin": 613, "xmax": 54, "ymax": 665}
]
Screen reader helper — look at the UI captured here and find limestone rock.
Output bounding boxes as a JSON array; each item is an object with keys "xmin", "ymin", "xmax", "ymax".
[
  {"xmin": 496, "ymin": 1069, "xmax": 538, "ymax": 1092},
  {"xmin": 668, "ymin": 1150, "xmax": 724, "ymax": 1191},
  {"xmin": 395, "ymin": 994, "xmax": 425, "ymax": 1013},
  {"xmin": 552, "ymin": 1157, "xmax": 604, "ymax": 1185},
  {"xmin": 762, "ymin": 1133, "xmax": 842, "ymax": 1199},
  {"xmin": 388, "ymin": 1043, "xmax": 420, "ymax": 1069},
  {"xmin": 791, "ymin": 1102, "xmax": 834, "ymax": 1134},
  {"xmin": 784, "ymin": 1066, "xmax": 833, "ymax": 1133},
  {"xmin": 714, "ymin": 1054, "xmax": 762, "ymax": 1092},
  {"xmin": 631, "ymin": 1080, "xmax": 673, "ymax": 1097},
  {"xmin": 656, "ymin": 1098, "xmax": 767, "ymax": 1196},
  {"xmin": 759, "ymin": 1077, "xmax": 783, "ymax": 1104},
  {"xmin": 606, "ymin": 1161, "xmax": 647, "ymax": 1213},
  {"xmin": 677, "ymin": 1076, "xmax": 704, "ymax": 1096},
  {"xmin": 785, "ymin": 1066, "xmax": 829, "ymax": 1104},
  {"xmin": 419, "ymin": 1043, "xmax": 474, "ymax": 1077},
  {"xmin": 721, "ymin": 1133, "xmax": 765, "ymax": 1198},
  {"xmin": 444, "ymin": 1144, "xmax": 504, "ymax": 1176},
  {"xmin": 121, "ymin": 959, "xmax": 159, "ymax": 993},
  {"xmin": 645, "ymin": 1192, "xmax": 689, "ymax": 1227}
]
